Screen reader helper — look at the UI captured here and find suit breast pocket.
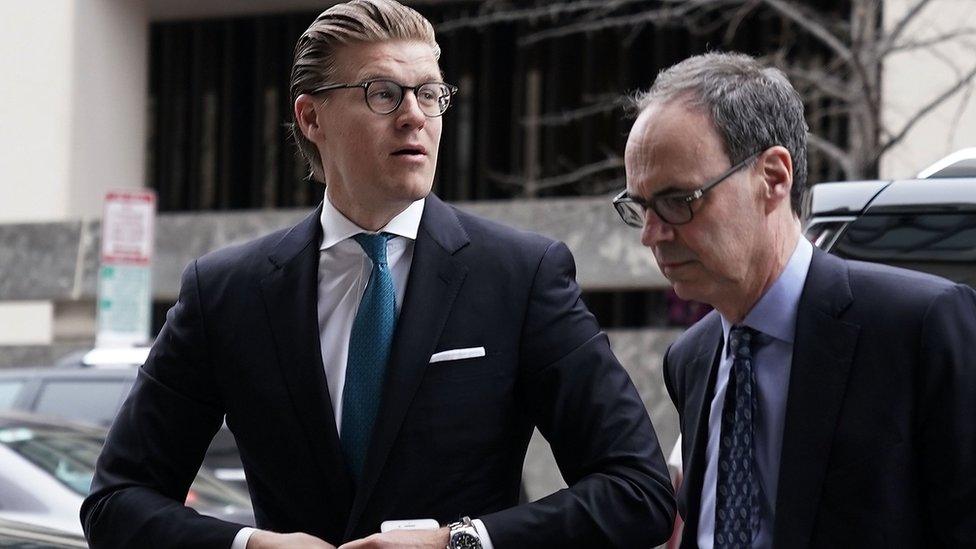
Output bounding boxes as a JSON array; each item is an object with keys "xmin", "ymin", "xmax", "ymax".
[
  {"xmin": 411, "ymin": 352, "xmax": 513, "ymax": 430},
  {"xmin": 423, "ymin": 351, "xmax": 504, "ymax": 385},
  {"xmin": 402, "ymin": 353, "xmax": 515, "ymax": 480}
]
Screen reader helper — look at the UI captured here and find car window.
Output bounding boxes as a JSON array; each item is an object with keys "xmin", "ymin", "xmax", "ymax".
[
  {"xmin": 0, "ymin": 425, "xmax": 251, "ymax": 511},
  {"xmin": 0, "ymin": 427, "xmax": 101, "ymax": 496},
  {"xmin": 31, "ymin": 380, "xmax": 131, "ymax": 426},
  {"xmin": 0, "ymin": 381, "xmax": 25, "ymax": 410},
  {"xmin": 832, "ymin": 213, "xmax": 976, "ymax": 288}
]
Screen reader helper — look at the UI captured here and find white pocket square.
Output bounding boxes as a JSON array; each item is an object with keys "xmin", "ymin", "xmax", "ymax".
[{"xmin": 429, "ymin": 346, "xmax": 486, "ymax": 364}]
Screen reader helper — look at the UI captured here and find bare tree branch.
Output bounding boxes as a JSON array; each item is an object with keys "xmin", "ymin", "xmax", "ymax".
[
  {"xmin": 760, "ymin": 0, "xmax": 853, "ymax": 62},
  {"xmin": 804, "ymin": 104, "xmax": 854, "ymax": 124},
  {"xmin": 883, "ymin": 0, "xmax": 935, "ymax": 51},
  {"xmin": 437, "ymin": 0, "xmax": 976, "ymax": 187},
  {"xmin": 878, "ymin": 60, "xmax": 976, "ymax": 158},
  {"xmin": 518, "ymin": 1, "xmax": 717, "ymax": 46},
  {"xmin": 782, "ymin": 65, "xmax": 853, "ymax": 101},
  {"xmin": 808, "ymin": 133, "xmax": 855, "ymax": 178},
  {"xmin": 522, "ymin": 96, "xmax": 630, "ymax": 127},
  {"xmin": 945, "ymin": 78, "xmax": 975, "ymax": 149},
  {"xmin": 436, "ymin": 0, "xmax": 655, "ymax": 33},
  {"xmin": 723, "ymin": 0, "xmax": 762, "ymax": 43},
  {"xmin": 886, "ymin": 28, "xmax": 976, "ymax": 54},
  {"xmin": 491, "ymin": 156, "xmax": 624, "ymax": 193}
]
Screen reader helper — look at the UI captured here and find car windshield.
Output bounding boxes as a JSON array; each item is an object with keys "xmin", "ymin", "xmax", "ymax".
[{"xmin": 0, "ymin": 425, "xmax": 250, "ymax": 508}]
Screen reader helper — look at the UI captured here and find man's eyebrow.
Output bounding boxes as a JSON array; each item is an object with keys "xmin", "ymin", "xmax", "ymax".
[
  {"xmin": 651, "ymin": 178, "xmax": 704, "ymax": 197},
  {"xmin": 654, "ymin": 185, "xmax": 687, "ymax": 196},
  {"xmin": 355, "ymin": 71, "xmax": 446, "ymax": 83}
]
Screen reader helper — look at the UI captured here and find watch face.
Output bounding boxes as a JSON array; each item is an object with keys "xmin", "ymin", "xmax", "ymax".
[{"xmin": 451, "ymin": 532, "xmax": 482, "ymax": 549}]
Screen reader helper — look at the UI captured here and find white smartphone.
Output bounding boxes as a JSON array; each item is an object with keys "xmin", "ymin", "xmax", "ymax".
[{"xmin": 380, "ymin": 519, "xmax": 440, "ymax": 533}]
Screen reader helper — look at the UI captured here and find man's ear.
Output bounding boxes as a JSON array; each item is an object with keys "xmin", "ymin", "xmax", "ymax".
[
  {"xmin": 294, "ymin": 94, "xmax": 323, "ymax": 142},
  {"xmin": 760, "ymin": 146, "xmax": 793, "ymax": 214}
]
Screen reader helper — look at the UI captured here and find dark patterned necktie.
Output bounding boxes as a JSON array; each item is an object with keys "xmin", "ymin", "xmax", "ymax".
[
  {"xmin": 714, "ymin": 325, "xmax": 761, "ymax": 548},
  {"xmin": 341, "ymin": 232, "xmax": 396, "ymax": 482}
]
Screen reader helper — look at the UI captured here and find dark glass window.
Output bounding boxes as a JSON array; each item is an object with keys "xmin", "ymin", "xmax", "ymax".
[
  {"xmin": 148, "ymin": 2, "xmax": 850, "ymax": 212},
  {"xmin": 0, "ymin": 381, "xmax": 24, "ymax": 410},
  {"xmin": 832, "ymin": 213, "xmax": 976, "ymax": 287},
  {"xmin": 32, "ymin": 381, "xmax": 132, "ymax": 427}
]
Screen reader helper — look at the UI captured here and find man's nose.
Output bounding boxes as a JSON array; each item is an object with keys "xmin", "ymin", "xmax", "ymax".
[
  {"xmin": 640, "ymin": 208, "xmax": 674, "ymax": 248},
  {"xmin": 395, "ymin": 90, "xmax": 427, "ymax": 130}
]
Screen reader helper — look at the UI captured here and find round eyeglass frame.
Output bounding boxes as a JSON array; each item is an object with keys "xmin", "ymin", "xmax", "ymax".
[
  {"xmin": 612, "ymin": 150, "xmax": 765, "ymax": 227},
  {"xmin": 309, "ymin": 79, "xmax": 459, "ymax": 117}
]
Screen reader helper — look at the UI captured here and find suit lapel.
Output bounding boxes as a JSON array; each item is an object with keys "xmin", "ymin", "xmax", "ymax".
[
  {"xmin": 680, "ymin": 316, "xmax": 723, "ymax": 549},
  {"xmin": 773, "ymin": 248, "xmax": 859, "ymax": 548},
  {"xmin": 259, "ymin": 204, "xmax": 354, "ymax": 517},
  {"xmin": 344, "ymin": 195, "xmax": 470, "ymax": 538}
]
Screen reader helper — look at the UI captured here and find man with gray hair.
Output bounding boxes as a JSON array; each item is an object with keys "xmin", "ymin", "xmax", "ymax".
[
  {"xmin": 615, "ymin": 51, "xmax": 976, "ymax": 547},
  {"xmin": 82, "ymin": 1, "xmax": 676, "ymax": 548}
]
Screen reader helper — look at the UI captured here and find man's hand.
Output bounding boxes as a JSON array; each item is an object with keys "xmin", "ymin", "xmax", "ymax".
[
  {"xmin": 246, "ymin": 530, "xmax": 337, "ymax": 549},
  {"xmin": 338, "ymin": 527, "xmax": 450, "ymax": 549}
]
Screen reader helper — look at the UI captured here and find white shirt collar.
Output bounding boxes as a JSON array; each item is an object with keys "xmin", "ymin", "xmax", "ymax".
[{"xmin": 319, "ymin": 195, "xmax": 425, "ymax": 251}]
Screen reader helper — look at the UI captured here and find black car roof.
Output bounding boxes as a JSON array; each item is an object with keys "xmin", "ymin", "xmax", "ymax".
[{"xmin": 808, "ymin": 178, "xmax": 976, "ymax": 217}]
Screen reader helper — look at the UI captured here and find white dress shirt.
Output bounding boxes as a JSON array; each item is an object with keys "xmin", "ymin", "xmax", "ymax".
[
  {"xmin": 697, "ymin": 236, "xmax": 812, "ymax": 549},
  {"xmin": 233, "ymin": 196, "xmax": 493, "ymax": 549}
]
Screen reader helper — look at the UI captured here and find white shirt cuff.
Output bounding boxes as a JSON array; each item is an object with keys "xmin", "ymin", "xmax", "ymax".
[
  {"xmin": 231, "ymin": 527, "xmax": 256, "ymax": 549},
  {"xmin": 471, "ymin": 519, "xmax": 494, "ymax": 549}
]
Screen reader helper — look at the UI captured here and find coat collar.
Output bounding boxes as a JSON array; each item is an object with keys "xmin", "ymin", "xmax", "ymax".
[
  {"xmin": 260, "ymin": 202, "xmax": 356, "ymax": 534},
  {"xmin": 772, "ymin": 247, "xmax": 859, "ymax": 548},
  {"xmin": 677, "ymin": 312, "xmax": 723, "ymax": 548}
]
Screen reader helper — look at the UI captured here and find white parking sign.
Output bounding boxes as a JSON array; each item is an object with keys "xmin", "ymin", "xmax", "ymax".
[{"xmin": 97, "ymin": 190, "xmax": 157, "ymax": 347}]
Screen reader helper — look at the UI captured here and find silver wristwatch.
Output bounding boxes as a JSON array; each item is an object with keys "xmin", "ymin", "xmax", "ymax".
[{"xmin": 446, "ymin": 516, "xmax": 482, "ymax": 549}]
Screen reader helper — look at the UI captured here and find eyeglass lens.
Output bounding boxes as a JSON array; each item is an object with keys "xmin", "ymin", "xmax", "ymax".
[
  {"xmin": 366, "ymin": 80, "xmax": 453, "ymax": 116},
  {"xmin": 616, "ymin": 196, "xmax": 690, "ymax": 227}
]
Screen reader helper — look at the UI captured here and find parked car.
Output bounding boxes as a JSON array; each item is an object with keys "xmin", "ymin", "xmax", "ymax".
[
  {"xmin": 0, "ymin": 516, "xmax": 88, "ymax": 548},
  {"xmin": 0, "ymin": 349, "xmax": 247, "ymax": 492},
  {"xmin": 804, "ymin": 149, "xmax": 976, "ymax": 288},
  {"xmin": 0, "ymin": 412, "xmax": 254, "ymax": 536}
]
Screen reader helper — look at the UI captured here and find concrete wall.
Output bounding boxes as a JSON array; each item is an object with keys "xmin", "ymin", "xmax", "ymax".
[
  {"xmin": 0, "ymin": 198, "xmax": 668, "ymax": 306},
  {"xmin": 0, "ymin": 1, "xmax": 76, "ymax": 223},
  {"xmin": 0, "ymin": 0, "xmax": 149, "ymax": 345},
  {"xmin": 0, "ymin": 0, "xmax": 148, "ymax": 223},
  {"xmin": 68, "ymin": 0, "xmax": 149, "ymax": 219}
]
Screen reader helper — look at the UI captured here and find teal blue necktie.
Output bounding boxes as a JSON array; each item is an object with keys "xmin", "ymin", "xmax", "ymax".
[{"xmin": 341, "ymin": 232, "xmax": 397, "ymax": 482}]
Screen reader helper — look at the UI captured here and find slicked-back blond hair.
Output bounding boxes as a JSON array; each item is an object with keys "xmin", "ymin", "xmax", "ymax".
[{"xmin": 290, "ymin": 0, "xmax": 441, "ymax": 182}]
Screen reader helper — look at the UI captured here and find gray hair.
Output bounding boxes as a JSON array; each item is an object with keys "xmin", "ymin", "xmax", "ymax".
[
  {"xmin": 635, "ymin": 52, "xmax": 808, "ymax": 216},
  {"xmin": 290, "ymin": 0, "xmax": 441, "ymax": 182}
]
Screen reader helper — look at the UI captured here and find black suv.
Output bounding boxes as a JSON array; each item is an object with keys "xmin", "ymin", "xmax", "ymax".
[{"xmin": 804, "ymin": 149, "xmax": 976, "ymax": 288}]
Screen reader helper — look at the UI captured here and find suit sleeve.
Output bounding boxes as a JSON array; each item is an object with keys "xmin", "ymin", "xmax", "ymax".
[
  {"xmin": 661, "ymin": 344, "xmax": 680, "ymax": 415},
  {"xmin": 479, "ymin": 241, "xmax": 676, "ymax": 548},
  {"xmin": 917, "ymin": 283, "xmax": 976, "ymax": 545},
  {"xmin": 80, "ymin": 260, "xmax": 244, "ymax": 548}
]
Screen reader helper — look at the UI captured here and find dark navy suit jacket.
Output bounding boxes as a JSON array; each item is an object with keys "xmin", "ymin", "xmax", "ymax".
[
  {"xmin": 81, "ymin": 194, "xmax": 676, "ymax": 548},
  {"xmin": 664, "ymin": 247, "xmax": 976, "ymax": 548}
]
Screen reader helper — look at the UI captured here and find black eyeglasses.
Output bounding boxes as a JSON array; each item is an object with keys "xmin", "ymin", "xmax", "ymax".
[
  {"xmin": 612, "ymin": 150, "xmax": 763, "ymax": 227},
  {"xmin": 309, "ymin": 79, "xmax": 458, "ymax": 117}
]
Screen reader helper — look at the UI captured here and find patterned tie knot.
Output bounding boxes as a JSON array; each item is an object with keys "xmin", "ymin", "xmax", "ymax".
[
  {"xmin": 729, "ymin": 325, "xmax": 759, "ymax": 360},
  {"xmin": 353, "ymin": 232, "xmax": 394, "ymax": 266}
]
